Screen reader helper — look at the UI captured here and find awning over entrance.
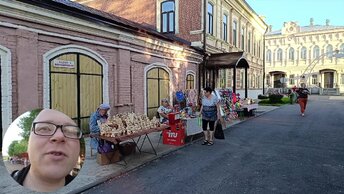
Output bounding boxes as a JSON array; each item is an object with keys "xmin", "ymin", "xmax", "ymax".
[
  {"xmin": 201, "ymin": 52, "xmax": 250, "ymax": 98},
  {"xmin": 205, "ymin": 52, "xmax": 249, "ymax": 69}
]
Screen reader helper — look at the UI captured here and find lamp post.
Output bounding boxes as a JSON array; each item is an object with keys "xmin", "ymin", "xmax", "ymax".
[{"xmin": 299, "ymin": 49, "xmax": 344, "ymax": 85}]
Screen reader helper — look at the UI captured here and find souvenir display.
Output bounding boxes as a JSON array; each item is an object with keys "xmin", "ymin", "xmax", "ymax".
[
  {"xmin": 216, "ymin": 88, "xmax": 243, "ymax": 121},
  {"xmin": 172, "ymin": 89, "xmax": 199, "ymax": 119},
  {"xmin": 100, "ymin": 113, "xmax": 160, "ymax": 137}
]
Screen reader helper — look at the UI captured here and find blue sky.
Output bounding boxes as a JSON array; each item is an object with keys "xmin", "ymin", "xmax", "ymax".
[{"xmin": 245, "ymin": 0, "xmax": 344, "ymax": 31}]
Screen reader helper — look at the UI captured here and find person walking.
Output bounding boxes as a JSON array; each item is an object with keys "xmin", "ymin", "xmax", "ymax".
[
  {"xmin": 200, "ymin": 87, "xmax": 220, "ymax": 146},
  {"xmin": 296, "ymin": 83, "xmax": 310, "ymax": 116}
]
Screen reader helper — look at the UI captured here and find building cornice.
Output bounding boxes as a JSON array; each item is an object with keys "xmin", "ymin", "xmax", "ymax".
[{"xmin": 0, "ymin": 0, "xmax": 202, "ymax": 60}]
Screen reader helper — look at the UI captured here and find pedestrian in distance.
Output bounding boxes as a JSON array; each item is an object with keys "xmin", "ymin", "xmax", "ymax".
[
  {"xmin": 296, "ymin": 83, "xmax": 310, "ymax": 116},
  {"xmin": 11, "ymin": 109, "xmax": 82, "ymax": 192},
  {"xmin": 200, "ymin": 87, "xmax": 221, "ymax": 146}
]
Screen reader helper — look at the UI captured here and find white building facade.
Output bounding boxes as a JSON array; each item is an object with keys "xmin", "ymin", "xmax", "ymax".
[{"xmin": 265, "ymin": 19, "xmax": 344, "ymax": 95}]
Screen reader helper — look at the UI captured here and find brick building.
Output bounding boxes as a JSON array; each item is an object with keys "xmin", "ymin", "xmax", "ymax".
[
  {"xmin": 0, "ymin": 0, "xmax": 202, "ymax": 136},
  {"xmin": 76, "ymin": 0, "xmax": 268, "ymax": 98}
]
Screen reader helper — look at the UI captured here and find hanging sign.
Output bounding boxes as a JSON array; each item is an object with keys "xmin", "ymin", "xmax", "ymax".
[{"xmin": 53, "ymin": 60, "xmax": 75, "ymax": 68}]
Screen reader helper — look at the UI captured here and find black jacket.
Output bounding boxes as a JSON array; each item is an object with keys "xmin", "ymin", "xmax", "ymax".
[
  {"xmin": 297, "ymin": 88, "xmax": 309, "ymax": 98},
  {"xmin": 11, "ymin": 165, "xmax": 75, "ymax": 186}
]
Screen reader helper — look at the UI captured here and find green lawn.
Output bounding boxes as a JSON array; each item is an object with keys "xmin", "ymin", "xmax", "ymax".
[{"xmin": 258, "ymin": 97, "xmax": 293, "ymax": 106}]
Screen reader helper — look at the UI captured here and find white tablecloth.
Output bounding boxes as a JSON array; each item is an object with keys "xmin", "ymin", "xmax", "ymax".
[
  {"xmin": 241, "ymin": 104, "xmax": 258, "ymax": 111},
  {"xmin": 182, "ymin": 117, "xmax": 203, "ymax": 136}
]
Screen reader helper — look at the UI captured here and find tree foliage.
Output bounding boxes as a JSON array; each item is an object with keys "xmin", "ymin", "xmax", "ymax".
[
  {"xmin": 8, "ymin": 140, "xmax": 28, "ymax": 157},
  {"xmin": 7, "ymin": 109, "xmax": 42, "ymax": 157},
  {"xmin": 18, "ymin": 109, "xmax": 42, "ymax": 141}
]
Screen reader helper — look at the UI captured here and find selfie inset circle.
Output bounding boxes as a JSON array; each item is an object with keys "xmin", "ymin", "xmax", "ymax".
[{"xmin": 1, "ymin": 109, "xmax": 85, "ymax": 193}]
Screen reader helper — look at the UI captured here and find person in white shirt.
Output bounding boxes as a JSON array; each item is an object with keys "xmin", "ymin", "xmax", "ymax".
[{"xmin": 157, "ymin": 98, "xmax": 173, "ymax": 123}]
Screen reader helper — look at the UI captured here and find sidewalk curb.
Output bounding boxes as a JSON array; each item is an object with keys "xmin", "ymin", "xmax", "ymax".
[{"xmin": 68, "ymin": 106, "xmax": 279, "ymax": 194}]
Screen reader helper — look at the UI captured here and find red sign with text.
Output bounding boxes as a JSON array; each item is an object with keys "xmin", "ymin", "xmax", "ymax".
[{"xmin": 163, "ymin": 123, "xmax": 185, "ymax": 146}]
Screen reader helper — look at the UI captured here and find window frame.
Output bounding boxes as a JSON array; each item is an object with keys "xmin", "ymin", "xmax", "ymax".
[
  {"xmin": 340, "ymin": 43, "xmax": 344, "ymax": 53},
  {"xmin": 313, "ymin": 45, "xmax": 320, "ymax": 59},
  {"xmin": 241, "ymin": 27, "xmax": 245, "ymax": 50},
  {"xmin": 232, "ymin": 20, "xmax": 237, "ymax": 46},
  {"xmin": 223, "ymin": 14, "xmax": 228, "ymax": 41},
  {"xmin": 266, "ymin": 49, "xmax": 271, "ymax": 62},
  {"xmin": 161, "ymin": 0, "xmax": 175, "ymax": 33},
  {"xmin": 301, "ymin": 47, "xmax": 307, "ymax": 60},
  {"xmin": 326, "ymin": 45, "xmax": 333, "ymax": 58},
  {"xmin": 289, "ymin": 74, "xmax": 295, "ymax": 85},
  {"xmin": 312, "ymin": 74, "xmax": 318, "ymax": 85},
  {"xmin": 186, "ymin": 73, "xmax": 195, "ymax": 89},
  {"xmin": 289, "ymin": 47, "xmax": 295, "ymax": 60},
  {"xmin": 248, "ymin": 31, "xmax": 251, "ymax": 52},
  {"xmin": 277, "ymin": 48, "xmax": 283, "ymax": 61},
  {"xmin": 207, "ymin": 2, "xmax": 214, "ymax": 35}
]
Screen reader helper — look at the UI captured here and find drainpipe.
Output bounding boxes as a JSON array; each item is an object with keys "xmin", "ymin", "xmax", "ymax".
[
  {"xmin": 203, "ymin": 0, "xmax": 207, "ymax": 89},
  {"xmin": 263, "ymin": 26, "xmax": 269, "ymax": 94}
]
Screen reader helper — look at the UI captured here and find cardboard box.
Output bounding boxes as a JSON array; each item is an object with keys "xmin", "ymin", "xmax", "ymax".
[{"xmin": 96, "ymin": 149, "xmax": 121, "ymax": 165}]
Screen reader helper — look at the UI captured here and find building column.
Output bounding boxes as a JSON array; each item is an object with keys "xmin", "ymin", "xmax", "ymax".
[{"xmin": 245, "ymin": 67, "xmax": 248, "ymax": 98}]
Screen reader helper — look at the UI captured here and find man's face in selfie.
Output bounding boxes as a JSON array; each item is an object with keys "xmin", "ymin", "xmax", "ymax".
[{"xmin": 27, "ymin": 109, "xmax": 80, "ymax": 183}]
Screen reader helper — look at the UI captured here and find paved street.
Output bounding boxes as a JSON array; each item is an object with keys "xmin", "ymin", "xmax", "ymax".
[{"xmin": 81, "ymin": 96, "xmax": 344, "ymax": 194}]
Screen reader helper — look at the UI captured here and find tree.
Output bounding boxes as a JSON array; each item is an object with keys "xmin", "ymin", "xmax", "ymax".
[
  {"xmin": 7, "ymin": 109, "xmax": 42, "ymax": 157},
  {"xmin": 8, "ymin": 140, "xmax": 28, "ymax": 157},
  {"xmin": 18, "ymin": 109, "xmax": 42, "ymax": 141}
]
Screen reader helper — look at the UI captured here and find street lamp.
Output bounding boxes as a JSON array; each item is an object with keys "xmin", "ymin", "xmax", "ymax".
[{"xmin": 299, "ymin": 49, "xmax": 344, "ymax": 84}]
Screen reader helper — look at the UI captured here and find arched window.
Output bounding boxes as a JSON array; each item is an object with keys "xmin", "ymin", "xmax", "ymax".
[
  {"xmin": 146, "ymin": 66, "xmax": 171, "ymax": 118},
  {"xmin": 289, "ymin": 47, "xmax": 295, "ymax": 60},
  {"xmin": 161, "ymin": 0, "xmax": 175, "ymax": 33},
  {"xmin": 50, "ymin": 53, "xmax": 104, "ymax": 131},
  {"xmin": 266, "ymin": 49, "xmax": 271, "ymax": 62},
  {"xmin": 340, "ymin": 43, "xmax": 344, "ymax": 53},
  {"xmin": 186, "ymin": 73, "xmax": 195, "ymax": 89},
  {"xmin": 301, "ymin": 47, "xmax": 307, "ymax": 60},
  {"xmin": 313, "ymin": 45, "xmax": 320, "ymax": 59},
  {"xmin": 326, "ymin": 45, "xmax": 333, "ymax": 58},
  {"xmin": 277, "ymin": 48, "xmax": 283, "ymax": 61},
  {"xmin": 207, "ymin": 2, "xmax": 213, "ymax": 35}
]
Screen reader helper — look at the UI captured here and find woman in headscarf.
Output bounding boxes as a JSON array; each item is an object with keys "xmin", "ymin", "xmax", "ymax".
[{"xmin": 89, "ymin": 103, "xmax": 110, "ymax": 150}]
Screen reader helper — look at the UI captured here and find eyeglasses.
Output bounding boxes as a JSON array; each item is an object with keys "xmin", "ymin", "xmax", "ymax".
[{"xmin": 32, "ymin": 122, "xmax": 82, "ymax": 139}]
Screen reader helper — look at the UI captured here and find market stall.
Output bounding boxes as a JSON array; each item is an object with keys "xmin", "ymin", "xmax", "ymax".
[
  {"xmin": 94, "ymin": 113, "xmax": 168, "ymax": 165},
  {"xmin": 170, "ymin": 89, "xmax": 203, "ymax": 138},
  {"xmin": 214, "ymin": 88, "xmax": 258, "ymax": 126}
]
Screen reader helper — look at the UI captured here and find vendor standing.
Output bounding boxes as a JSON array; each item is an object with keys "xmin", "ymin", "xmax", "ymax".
[
  {"xmin": 157, "ymin": 98, "xmax": 173, "ymax": 124},
  {"xmin": 89, "ymin": 103, "xmax": 110, "ymax": 150}
]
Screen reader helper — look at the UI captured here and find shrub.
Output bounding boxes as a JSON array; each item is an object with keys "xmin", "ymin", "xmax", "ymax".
[
  {"xmin": 269, "ymin": 94, "xmax": 283, "ymax": 103},
  {"xmin": 258, "ymin": 94, "xmax": 269, "ymax": 99}
]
